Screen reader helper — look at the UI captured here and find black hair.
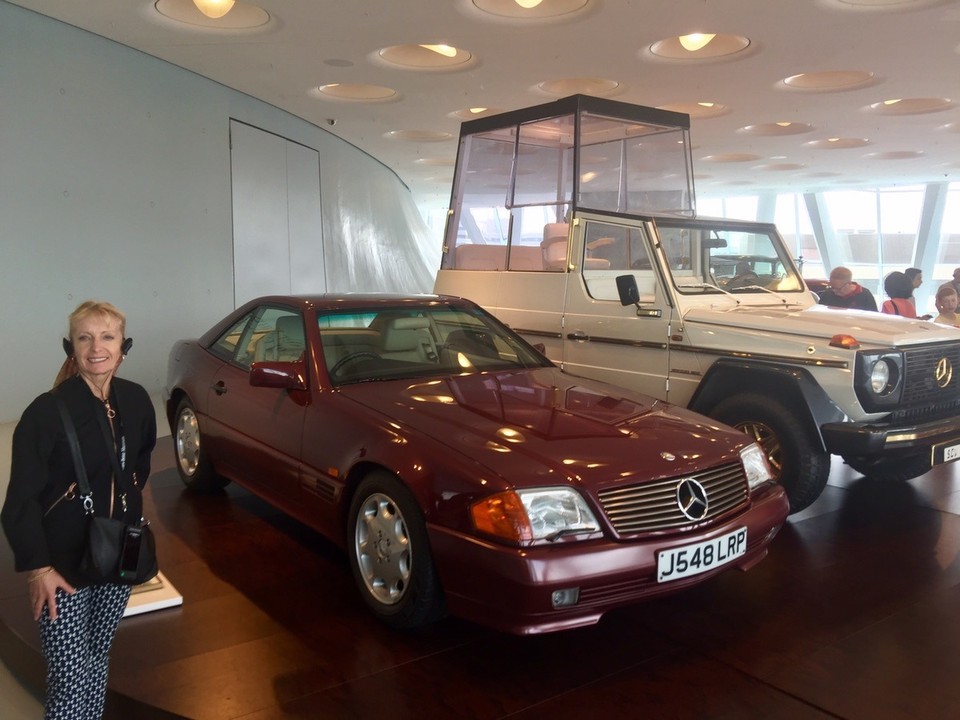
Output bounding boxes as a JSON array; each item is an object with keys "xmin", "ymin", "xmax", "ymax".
[{"xmin": 883, "ymin": 271, "xmax": 914, "ymax": 300}]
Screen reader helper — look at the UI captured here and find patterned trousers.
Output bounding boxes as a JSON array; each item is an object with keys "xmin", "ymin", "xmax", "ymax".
[{"xmin": 38, "ymin": 584, "xmax": 132, "ymax": 720}]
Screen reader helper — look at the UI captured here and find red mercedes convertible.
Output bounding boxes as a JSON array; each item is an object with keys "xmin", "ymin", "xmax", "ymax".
[{"xmin": 165, "ymin": 294, "xmax": 788, "ymax": 634}]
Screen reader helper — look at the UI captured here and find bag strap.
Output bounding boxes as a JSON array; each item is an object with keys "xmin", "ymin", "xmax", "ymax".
[
  {"xmin": 92, "ymin": 400, "xmax": 126, "ymax": 490},
  {"xmin": 54, "ymin": 394, "xmax": 95, "ymax": 515}
]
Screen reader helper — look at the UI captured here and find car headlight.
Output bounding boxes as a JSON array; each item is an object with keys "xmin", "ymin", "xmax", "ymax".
[
  {"xmin": 854, "ymin": 351, "xmax": 903, "ymax": 411},
  {"xmin": 740, "ymin": 443, "xmax": 773, "ymax": 490},
  {"xmin": 471, "ymin": 488, "xmax": 600, "ymax": 544}
]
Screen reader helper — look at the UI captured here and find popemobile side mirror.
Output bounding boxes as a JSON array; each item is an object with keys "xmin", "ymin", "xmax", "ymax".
[{"xmin": 616, "ymin": 274, "xmax": 640, "ymax": 306}]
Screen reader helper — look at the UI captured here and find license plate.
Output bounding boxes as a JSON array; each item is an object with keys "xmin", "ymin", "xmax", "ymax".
[
  {"xmin": 657, "ymin": 527, "xmax": 747, "ymax": 583},
  {"xmin": 933, "ymin": 440, "xmax": 960, "ymax": 465}
]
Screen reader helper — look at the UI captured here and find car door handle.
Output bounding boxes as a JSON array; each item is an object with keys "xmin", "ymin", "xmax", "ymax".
[
  {"xmin": 567, "ymin": 331, "xmax": 589, "ymax": 342},
  {"xmin": 212, "ymin": 381, "xmax": 227, "ymax": 395}
]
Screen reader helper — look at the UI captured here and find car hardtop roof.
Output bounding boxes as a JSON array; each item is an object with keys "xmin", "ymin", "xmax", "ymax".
[
  {"xmin": 236, "ymin": 293, "xmax": 474, "ymax": 314},
  {"xmin": 199, "ymin": 293, "xmax": 477, "ymax": 346},
  {"xmin": 457, "ymin": 94, "xmax": 690, "ymax": 139}
]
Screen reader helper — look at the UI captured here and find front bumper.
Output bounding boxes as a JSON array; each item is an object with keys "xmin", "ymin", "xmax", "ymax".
[
  {"xmin": 427, "ymin": 482, "xmax": 788, "ymax": 635},
  {"xmin": 821, "ymin": 414, "xmax": 960, "ymax": 459}
]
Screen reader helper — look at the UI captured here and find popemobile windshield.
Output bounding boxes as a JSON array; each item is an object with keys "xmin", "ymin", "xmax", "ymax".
[{"xmin": 434, "ymin": 94, "xmax": 960, "ymax": 512}]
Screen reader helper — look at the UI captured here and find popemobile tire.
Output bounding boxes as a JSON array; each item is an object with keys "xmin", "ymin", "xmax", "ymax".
[
  {"xmin": 711, "ymin": 393, "xmax": 830, "ymax": 514},
  {"xmin": 347, "ymin": 471, "xmax": 445, "ymax": 629},
  {"xmin": 173, "ymin": 397, "xmax": 229, "ymax": 492},
  {"xmin": 842, "ymin": 453, "xmax": 932, "ymax": 482}
]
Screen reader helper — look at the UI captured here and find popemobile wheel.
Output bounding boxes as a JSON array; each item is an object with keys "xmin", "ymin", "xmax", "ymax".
[
  {"xmin": 711, "ymin": 393, "xmax": 830, "ymax": 514},
  {"xmin": 173, "ymin": 397, "xmax": 229, "ymax": 491},
  {"xmin": 347, "ymin": 471, "xmax": 445, "ymax": 629}
]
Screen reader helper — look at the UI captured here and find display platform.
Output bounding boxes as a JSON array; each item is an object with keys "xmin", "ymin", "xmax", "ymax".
[{"xmin": 4, "ymin": 446, "xmax": 960, "ymax": 719}]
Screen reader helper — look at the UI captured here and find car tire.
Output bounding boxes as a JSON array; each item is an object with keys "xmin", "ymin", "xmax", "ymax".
[
  {"xmin": 711, "ymin": 393, "xmax": 830, "ymax": 513},
  {"xmin": 842, "ymin": 453, "xmax": 932, "ymax": 482},
  {"xmin": 347, "ymin": 471, "xmax": 445, "ymax": 629},
  {"xmin": 173, "ymin": 397, "xmax": 229, "ymax": 492}
]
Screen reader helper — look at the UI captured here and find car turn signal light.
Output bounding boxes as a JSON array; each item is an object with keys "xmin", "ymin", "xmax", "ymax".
[
  {"xmin": 829, "ymin": 333, "xmax": 860, "ymax": 349},
  {"xmin": 471, "ymin": 491, "xmax": 534, "ymax": 544}
]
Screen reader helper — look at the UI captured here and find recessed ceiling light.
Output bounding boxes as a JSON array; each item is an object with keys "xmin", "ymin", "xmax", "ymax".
[
  {"xmin": 805, "ymin": 137, "xmax": 871, "ymax": 149},
  {"xmin": 753, "ymin": 163, "xmax": 807, "ymax": 171},
  {"xmin": 384, "ymin": 130, "xmax": 453, "ymax": 142},
  {"xmin": 378, "ymin": 44, "xmax": 473, "ymax": 70},
  {"xmin": 649, "ymin": 34, "xmax": 751, "ymax": 60},
  {"xmin": 781, "ymin": 70, "xmax": 875, "ymax": 91},
  {"xmin": 471, "ymin": 0, "xmax": 590, "ymax": 19},
  {"xmin": 738, "ymin": 122, "xmax": 814, "ymax": 136},
  {"xmin": 450, "ymin": 107, "xmax": 505, "ymax": 120},
  {"xmin": 537, "ymin": 78, "xmax": 619, "ymax": 95},
  {"xmin": 313, "ymin": 84, "xmax": 398, "ymax": 101},
  {"xmin": 865, "ymin": 97, "xmax": 954, "ymax": 114},
  {"xmin": 701, "ymin": 153, "xmax": 762, "ymax": 162},
  {"xmin": 154, "ymin": 0, "xmax": 270, "ymax": 29},
  {"xmin": 864, "ymin": 150, "xmax": 925, "ymax": 159},
  {"xmin": 658, "ymin": 102, "xmax": 730, "ymax": 118}
]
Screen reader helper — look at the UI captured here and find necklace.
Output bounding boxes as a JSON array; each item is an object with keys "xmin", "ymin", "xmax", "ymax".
[{"xmin": 103, "ymin": 398, "xmax": 116, "ymax": 420}]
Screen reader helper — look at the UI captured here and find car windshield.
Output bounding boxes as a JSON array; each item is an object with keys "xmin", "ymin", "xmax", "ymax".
[
  {"xmin": 318, "ymin": 305, "xmax": 552, "ymax": 385},
  {"xmin": 656, "ymin": 222, "xmax": 806, "ymax": 295}
]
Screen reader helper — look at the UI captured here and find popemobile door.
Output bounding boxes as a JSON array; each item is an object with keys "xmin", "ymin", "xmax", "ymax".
[{"xmin": 559, "ymin": 214, "xmax": 675, "ymax": 401}]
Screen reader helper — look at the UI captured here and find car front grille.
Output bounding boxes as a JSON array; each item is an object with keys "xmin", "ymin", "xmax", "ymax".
[
  {"xmin": 596, "ymin": 462, "xmax": 749, "ymax": 536},
  {"xmin": 896, "ymin": 343, "xmax": 960, "ymax": 414}
]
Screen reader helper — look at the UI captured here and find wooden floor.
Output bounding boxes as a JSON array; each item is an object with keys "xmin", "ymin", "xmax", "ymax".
[{"xmin": 3, "ymin": 444, "xmax": 960, "ymax": 720}]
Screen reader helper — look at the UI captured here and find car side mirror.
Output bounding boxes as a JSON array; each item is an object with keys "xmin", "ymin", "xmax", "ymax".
[
  {"xmin": 616, "ymin": 274, "xmax": 662, "ymax": 318},
  {"xmin": 250, "ymin": 361, "xmax": 308, "ymax": 391},
  {"xmin": 616, "ymin": 274, "xmax": 640, "ymax": 306}
]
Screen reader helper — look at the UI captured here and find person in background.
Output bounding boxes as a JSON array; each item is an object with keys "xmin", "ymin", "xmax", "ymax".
[
  {"xmin": 948, "ymin": 268, "xmax": 960, "ymax": 295},
  {"xmin": 817, "ymin": 266, "xmax": 878, "ymax": 311},
  {"xmin": 1, "ymin": 300, "xmax": 157, "ymax": 720},
  {"xmin": 903, "ymin": 267, "xmax": 933, "ymax": 319},
  {"xmin": 881, "ymin": 271, "xmax": 918, "ymax": 318},
  {"xmin": 934, "ymin": 284, "xmax": 960, "ymax": 327}
]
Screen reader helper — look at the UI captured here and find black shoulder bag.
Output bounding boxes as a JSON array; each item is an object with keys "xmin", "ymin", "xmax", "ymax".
[{"xmin": 55, "ymin": 394, "xmax": 158, "ymax": 585}]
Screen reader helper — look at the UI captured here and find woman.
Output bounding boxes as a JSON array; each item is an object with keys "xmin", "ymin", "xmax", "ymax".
[
  {"xmin": 881, "ymin": 271, "xmax": 918, "ymax": 318},
  {"xmin": 1, "ymin": 300, "xmax": 156, "ymax": 719},
  {"xmin": 934, "ymin": 284, "xmax": 960, "ymax": 327}
]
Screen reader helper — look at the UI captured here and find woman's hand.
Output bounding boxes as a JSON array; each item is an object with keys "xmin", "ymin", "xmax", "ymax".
[{"xmin": 27, "ymin": 567, "xmax": 76, "ymax": 622}]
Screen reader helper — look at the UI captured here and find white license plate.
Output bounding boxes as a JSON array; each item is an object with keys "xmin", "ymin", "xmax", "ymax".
[
  {"xmin": 657, "ymin": 527, "xmax": 747, "ymax": 583},
  {"xmin": 943, "ymin": 443, "xmax": 960, "ymax": 463}
]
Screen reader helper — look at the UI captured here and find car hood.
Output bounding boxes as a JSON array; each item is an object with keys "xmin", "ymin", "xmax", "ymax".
[
  {"xmin": 340, "ymin": 368, "xmax": 747, "ymax": 489},
  {"xmin": 683, "ymin": 302, "xmax": 960, "ymax": 348}
]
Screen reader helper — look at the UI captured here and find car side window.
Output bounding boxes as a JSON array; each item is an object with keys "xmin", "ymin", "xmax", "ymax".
[
  {"xmin": 582, "ymin": 221, "xmax": 657, "ymax": 301},
  {"xmin": 246, "ymin": 308, "xmax": 306, "ymax": 366},
  {"xmin": 210, "ymin": 315, "xmax": 253, "ymax": 364}
]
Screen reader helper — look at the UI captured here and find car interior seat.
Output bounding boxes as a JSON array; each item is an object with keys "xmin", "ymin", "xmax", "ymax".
[{"xmin": 380, "ymin": 317, "xmax": 438, "ymax": 362}]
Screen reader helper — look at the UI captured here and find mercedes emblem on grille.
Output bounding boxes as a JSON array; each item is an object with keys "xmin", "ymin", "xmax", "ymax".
[
  {"xmin": 676, "ymin": 478, "xmax": 709, "ymax": 521},
  {"xmin": 935, "ymin": 357, "xmax": 953, "ymax": 388}
]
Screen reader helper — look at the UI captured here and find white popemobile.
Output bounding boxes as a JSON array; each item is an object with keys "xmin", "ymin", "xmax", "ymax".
[{"xmin": 434, "ymin": 94, "xmax": 960, "ymax": 512}]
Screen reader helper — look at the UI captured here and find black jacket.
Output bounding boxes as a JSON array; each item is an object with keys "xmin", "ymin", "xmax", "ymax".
[{"xmin": 1, "ymin": 374, "xmax": 157, "ymax": 586}]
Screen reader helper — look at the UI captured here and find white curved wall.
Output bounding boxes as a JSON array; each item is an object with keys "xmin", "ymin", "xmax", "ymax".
[{"xmin": 0, "ymin": 3, "xmax": 440, "ymax": 422}]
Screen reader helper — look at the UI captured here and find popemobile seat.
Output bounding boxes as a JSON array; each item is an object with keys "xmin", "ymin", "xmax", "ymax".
[{"xmin": 541, "ymin": 222, "xmax": 570, "ymax": 271}]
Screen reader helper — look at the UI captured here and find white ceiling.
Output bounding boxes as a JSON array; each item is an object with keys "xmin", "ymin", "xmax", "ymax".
[{"xmin": 9, "ymin": 0, "xmax": 960, "ymax": 210}]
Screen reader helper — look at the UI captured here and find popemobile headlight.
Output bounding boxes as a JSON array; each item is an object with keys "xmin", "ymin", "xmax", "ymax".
[
  {"xmin": 855, "ymin": 351, "xmax": 903, "ymax": 410},
  {"xmin": 740, "ymin": 443, "xmax": 773, "ymax": 490},
  {"xmin": 471, "ymin": 488, "xmax": 600, "ymax": 544}
]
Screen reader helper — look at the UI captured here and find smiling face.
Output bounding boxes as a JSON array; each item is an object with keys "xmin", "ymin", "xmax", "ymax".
[{"xmin": 71, "ymin": 312, "xmax": 124, "ymax": 384}]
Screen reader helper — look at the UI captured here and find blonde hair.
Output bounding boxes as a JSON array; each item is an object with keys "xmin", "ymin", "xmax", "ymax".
[{"xmin": 54, "ymin": 300, "xmax": 127, "ymax": 387}]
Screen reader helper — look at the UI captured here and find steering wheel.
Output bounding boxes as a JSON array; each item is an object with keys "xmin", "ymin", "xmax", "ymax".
[{"xmin": 330, "ymin": 351, "xmax": 380, "ymax": 376}]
